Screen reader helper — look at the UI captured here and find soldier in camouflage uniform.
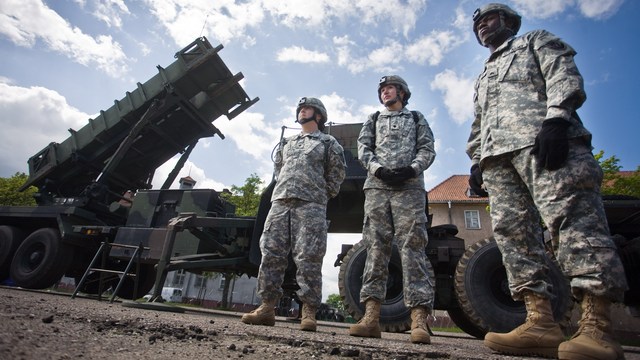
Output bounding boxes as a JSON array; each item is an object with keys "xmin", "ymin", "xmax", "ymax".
[
  {"xmin": 467, "ymin": 4, "xmax": 628, "ymax": 360},
  {"xmin": 241, "ymin": 97, "xmax": 346, "ymax": 332},
  {"xmin": 349, "ymin": 75, "xmax": 436, "ymax": 344}
]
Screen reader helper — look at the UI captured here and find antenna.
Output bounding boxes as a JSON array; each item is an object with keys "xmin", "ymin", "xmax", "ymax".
[{"xmin": 199, "ymin": 13, "xmax": 210, "ymax": 38}]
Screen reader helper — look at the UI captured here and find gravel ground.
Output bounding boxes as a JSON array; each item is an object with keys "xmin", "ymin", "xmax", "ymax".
[{"xmin": 1, "ymin": 287, "xmax": 639, "ymax": 360}]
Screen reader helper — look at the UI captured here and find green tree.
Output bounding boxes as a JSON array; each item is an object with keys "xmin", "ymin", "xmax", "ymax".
[
  {"xmin": 220, "ymin": 173, "xmax": 264, "ymax": 217},
  {"xmin": 0, "ymin": 172, "xmax": 37, "ymax": 206},
  {"xmin": 595, "ymin": 150, "xmax": 640, "ymax": 198},
  {"xmin": 326, "ymin": 293, "xmax": 346, "ymax": 314},
  {"xmin": 217, "ymin": 174, "xmax": 265, "ymax": 309}
]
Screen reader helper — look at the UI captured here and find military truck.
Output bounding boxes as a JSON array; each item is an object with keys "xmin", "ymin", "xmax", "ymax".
[{"xmin": 0, "ymin": 37, "xmax": 637, "ymax": 339}]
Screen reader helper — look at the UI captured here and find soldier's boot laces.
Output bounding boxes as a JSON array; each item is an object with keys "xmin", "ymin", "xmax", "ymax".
[
  {"xmin": 410, "ymin": 306, "xmax": 431, "ymax": 344},
  {"xmin": 240, "ymin": 299, "xmax": 276, "ymax": 326},
  {"xmin": 348, "ymin": 299, "xmax": 381, "ymax": 338},
  {"xmin": 484, "ymin": 291, "xmax": 564, "ymax": 358},
  {"xmin": 558, "ymin": 293, "xmax": 625, "ymax": 360},
  {"xmin": 300, "ymin": 303, "xmax": 317, "ymax": 332}
]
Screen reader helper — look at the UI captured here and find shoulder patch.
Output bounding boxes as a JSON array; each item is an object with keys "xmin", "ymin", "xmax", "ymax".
[{"xmin": 544, "ymin": 40, "xmax": 566, "ymax": 51}]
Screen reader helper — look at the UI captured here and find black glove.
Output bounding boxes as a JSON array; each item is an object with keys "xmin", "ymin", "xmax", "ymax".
[
  {"xmin": 469, "ymin": 164, "xmax": 489, "ymax": 197},
  {"xmin": 375, "ymin": 167, "xmax": 396, "ymax": 183},
  {"xmin": 530, "ymin": 118, "xmax": 571, "ymax": 171},
  {"xmin": 393, "ymin": 166, "xmax": 416, "ymax": 182}
]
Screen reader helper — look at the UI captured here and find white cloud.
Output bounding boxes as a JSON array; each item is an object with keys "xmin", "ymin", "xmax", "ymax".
[
  {"xmin": 406, "ymin": 30, "xmax": 464, "ymax": 66},
  {"xmin": 430, "ymin": 69, "xmax": 474, "ymax": 125},
  {"xmin": 0, "ymin": 82, "xmax": 90, "ymax": 176},
  {"xmin": 152, "ymin": 158, "xmax": 228, "ymax": 191},
  {"xmin": 144, "ymin": 0, "xmax": 265, "ymax": 47},
  {"xmin": 276, "ymin": 46, "xmax": 330, "ymax": 63},
  {"xmin": 512, "ymin": 0, "xmax": 623, "ymax": 19},
  {"xmin": 77, "ymin": 0, "xmax": 131, "ymax": 28},
  {"xmin": 0, "ymin": 0, "xmax": 129, "ymax": 77},
  {"xmin": 511, "ymin": 0, "xmax": 573, "ymax": 18},
  {"xmin": 577, "ymin": 0, "xmax": 624, "ymax": 19}
]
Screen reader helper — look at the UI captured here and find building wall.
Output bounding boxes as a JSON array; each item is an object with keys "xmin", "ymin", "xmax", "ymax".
[{"xmin": 429, "ymin": 202, "xmax": 493, "ymax": 247}]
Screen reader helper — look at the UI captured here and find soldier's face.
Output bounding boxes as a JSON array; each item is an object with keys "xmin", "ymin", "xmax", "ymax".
[
  {"xmin": 476, "ymin": 12, "xmax": 500, "ymax": 45},
  {"xmin": 298, "ymin": 106, "xmax": 315, "ymax": 121},
  {"xmin": 380, "ymin": 85, "xmax": 399, "ymax": 104}
]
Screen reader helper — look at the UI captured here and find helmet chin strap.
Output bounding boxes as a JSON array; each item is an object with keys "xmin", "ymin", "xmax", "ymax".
[
  {"xmin": 480, "ymin": 15, "xmax": 515, "ymax": 47},
  {"xmin": 296, "ymin": 117, "xmax": 316, "ymax": 125},
  {"xmin": 296, "ymin": 109, "xmax": 317, "ymax": 125},
  {"xmin": 384, "ymin": 95, "xmax": 402, "ymax": 108}
]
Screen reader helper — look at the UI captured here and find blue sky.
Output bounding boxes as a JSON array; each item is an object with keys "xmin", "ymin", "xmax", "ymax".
[{"xmin": 1, "ymin": 0, "xmax": 637, "ymax": 301}]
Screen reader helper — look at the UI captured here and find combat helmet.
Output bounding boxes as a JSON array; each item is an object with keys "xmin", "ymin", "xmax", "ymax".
[
  {"xmin": 472, "ymin": 3, "xmax": 521, "ymax": 46},
  {"xmin": 378, "ymin": 75, "xmax": 411, "ymax": 106},
  {"xmin": 296, "ymin": 97, "xmax": 328, "ymax": 130}
]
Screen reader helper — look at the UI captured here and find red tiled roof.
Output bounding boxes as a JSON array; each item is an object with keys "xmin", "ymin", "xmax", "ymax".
[{"xmin": 428, "ymin": 175, "xmax": 488, "ymax": 203}]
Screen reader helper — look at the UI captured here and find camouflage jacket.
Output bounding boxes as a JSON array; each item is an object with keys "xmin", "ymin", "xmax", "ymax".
[
  {"xmin": 272, "ymin": 130, "xmax": 346, "ymax": 204},
  {"xmin": 467, "ymin": 29, "xmax": 593, "ymax": 165},
  {"xmin": 358, "ymin": 108, "xmax": 436, "ymax": 190}
]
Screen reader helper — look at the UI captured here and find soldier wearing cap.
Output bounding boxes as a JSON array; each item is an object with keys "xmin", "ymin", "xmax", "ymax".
[
  {"xmin": 467, "ymin": 3, "xmax": 627, "ymax": 359},
  {"xmin": 241, "ymin": 97, "xmax": 346, "ymax": 332},
  {"xmin": 349, "ymin": 75, "xmax": 436, "ymax": 344}
]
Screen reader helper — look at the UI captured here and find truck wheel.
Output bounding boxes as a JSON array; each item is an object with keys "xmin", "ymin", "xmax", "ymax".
[
  {"xmin": 0, "ymin": 225, "xmax": 25, "ymax": 281},
  {"xmin": 10, "ymin": 228, "xmax": 74, "ymax": 289},
  {"xmin": 338, "ymin": 240, "xmax": 435, "ymax": 333},
  {"xmin": 446, "ymin": 306, "xmax": 486, "ymax": 339},
  {"xmin": 454, "ymin": 237, "xmax": 571, "ymax": 338},
  {"xmin": 113, "ymin": 263, "xmax": 156, "ymax": 300}
]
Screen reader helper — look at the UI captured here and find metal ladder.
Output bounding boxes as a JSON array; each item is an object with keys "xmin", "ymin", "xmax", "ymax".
[{"xmin": 72, "ymin": 242, "xmax": 148, "ymax": 303}]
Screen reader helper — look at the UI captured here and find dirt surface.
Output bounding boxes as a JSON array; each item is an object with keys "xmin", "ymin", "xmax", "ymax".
[{"xmin": 1, "ymin": 287, "xmax": 639, "ymax": 360}]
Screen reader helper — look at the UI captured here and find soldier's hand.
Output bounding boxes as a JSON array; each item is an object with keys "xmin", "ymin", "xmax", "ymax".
[
  {"xmin": 375, "ymin": 167, "xmax": 396, "ymax": 183},
  {"xmin": 530, "ymin": 118, "xmax": 570, "ymax": 171},
  {"xmin": 393, "ymin": 166, "xmax": 416, "ymax": 182},
  {"xmin": 469, "ymin": 164, "xmax": 488, "ymax": 197}
]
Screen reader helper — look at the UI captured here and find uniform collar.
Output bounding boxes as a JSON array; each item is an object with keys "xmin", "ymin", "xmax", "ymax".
[
  {"xmin": 297, "ymin": 129, "xmax": 322, "ymax": 139},
  {"xmin": 380, "ymin": 107, "xmax": 410, "ymax": 116}
]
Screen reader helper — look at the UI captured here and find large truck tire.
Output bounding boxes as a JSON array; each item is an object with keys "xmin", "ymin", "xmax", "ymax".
[
  {"xmin": 338, "ymin": 240, "xmax": 435, "ymax": 333},
  {"xmin": 10, "ymin": 228, "xmax": 74, "ymax": 289},
  {"xmin": 0, "ymin": 225, "xmax": 25, "ymax": 281},
  {"xmin": 75, "ymin": 262, "xmax": 156, "ymax": 300},
  {"xmin": 446, "ymin": 306, "xmax": 486, "ymax": 339},
  {"xmin": 454, "ymin": 237, "xmax": 572, "ymax": 338},
  {"xmin": 113, "ymin": 263, "xmax": 156, "ymax": 300}
]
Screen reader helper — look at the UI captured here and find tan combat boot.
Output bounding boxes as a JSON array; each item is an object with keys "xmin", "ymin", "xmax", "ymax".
[
  {"xmin": 241, "ymin": 299, "xmax": 277, "ymax": 326},
  {"xmin": 300, "ymin": 303, "xmax": 317, "ymax": 332},
  {"xmin": 410, "ymin": 306, "xmax": 431, "ymax": 344},
  {"xmin": 484, "ymin": 291, "xmax": 564, "ymax": 358},
  {"xmin": 558, "ymin": 293, "xmax": 625, "ymax": 360},
  {"xmin": 349, "ymin": 299, "xmax": 382, "ymax": 338}
]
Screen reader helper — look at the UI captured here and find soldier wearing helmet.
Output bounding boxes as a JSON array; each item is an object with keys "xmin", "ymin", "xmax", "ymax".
[
  {"xmin": 296, "ymin": 96, "xmax": 328, "ymax": 131},
  {"xmin": 350, "ymin": 75, "xmax": 436, "ymax": 344},
  {"xmin": 472, "ymin": 3, "xmax": 521, "ymax": 48},
  {"xmin": 467, "ymin": 3, "xmax": 627, "ymax": 359},
  {"xmin": 377, "ymin": 75, "xmax": 411, "ymax": 107},
  {"xmin": 241, "ymin": 96, "xmax": 346, "ymax": 333}
]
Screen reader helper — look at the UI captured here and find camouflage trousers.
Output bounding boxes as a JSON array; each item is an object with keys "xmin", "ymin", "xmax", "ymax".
[
  {"xmin": 360, "ymin": 188, "xmax": 434, "ymax": 310},
  {"xmin": 482, "ymin": 141, "xmax": 628, "ymax": 302},
  {"xmin": 257, "ymin": 198, "xmax": 328, "ymax": 307}
]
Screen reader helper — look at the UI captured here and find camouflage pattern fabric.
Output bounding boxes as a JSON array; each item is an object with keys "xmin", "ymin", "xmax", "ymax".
[
  {"xmin": 358, "ymin": 108, "xmax": 435, "ymax": 190},
  {"xmin": 467, "ymin": 29, "xmax": 628, "ymax": 302},
  {"xmin": 272, "ymin": 130, "xmax": 346, "ymax": 203},
  {"xmin": 257, "ymin": 129, "xmax": 346, "ymax": 306},
  {"xmin": 467, "ymin": 30, "xmax": 592, "ymax": 166},
  {"xmin": 357, "ymin": 106, "xmax": 436, "ymax": 310},
  {"xmin": 257, "ymin": 199, "xmax": 328, "ymax": 306},
  {"xmin": 483, "ymin": 142, "xmax": 627, "ymax": 302},
  {"xmin": 359, "ymin": 188, "xmax": 434, "ymax": 309}
]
